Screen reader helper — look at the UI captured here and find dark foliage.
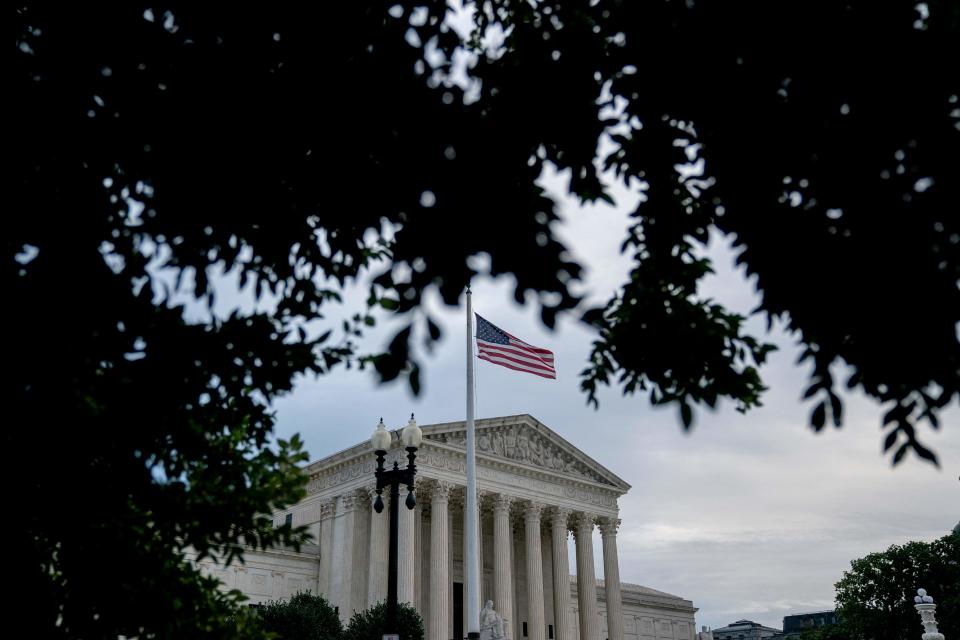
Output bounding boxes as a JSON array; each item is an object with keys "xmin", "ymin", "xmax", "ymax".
[
  {"xmin": 570, "ymin": 0, "xmax": 960, "ymax": 461},
  {"xmin": 10, "ymin": 0, "xmax": 959, "ymax": 637},
  {"xmin": 343, "ymin": 602, "xmax": 425, "ymax": 640},
  {"xmin": 799, "ymin": 624, "xmax": 854, "ymax": 640},
  {"xmin": 833, "ymin": 530, "xmax": 959, "ymax": 639},
  {"xmin": 257, "ymin": 592, "xmax": 343, "ymax": 640}
]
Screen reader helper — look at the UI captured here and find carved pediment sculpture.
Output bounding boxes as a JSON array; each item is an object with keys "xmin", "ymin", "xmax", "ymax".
[{"xmin": 425, "ymin": 424, "xmax": 613, "ymax": 486}]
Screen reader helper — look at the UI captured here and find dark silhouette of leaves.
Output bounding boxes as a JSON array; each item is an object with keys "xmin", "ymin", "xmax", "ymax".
[{"xmin": 10, "ymin": 1, "xmax": 959, "ymax": 636}]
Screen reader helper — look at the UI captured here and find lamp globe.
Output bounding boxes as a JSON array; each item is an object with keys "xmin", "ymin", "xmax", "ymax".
[
  {"xmin": 401, "ymin": 413, "xmax": 422, "ymax": 449},
  {"xmin": 370, "ymin": 417, "xmax": 392, "ymax": 452}
]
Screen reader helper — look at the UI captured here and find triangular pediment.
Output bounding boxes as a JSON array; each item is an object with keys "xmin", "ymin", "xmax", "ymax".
[{"xmin": 421, "ymin": 414, "xmax": 630, "ymax": 491}]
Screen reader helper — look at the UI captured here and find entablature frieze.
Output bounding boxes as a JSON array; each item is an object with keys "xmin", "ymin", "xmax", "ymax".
[
  {"xmin": 415, "ymin": 474, "xmax": 617, "ymax": 519},
  {"xmin": 303, "ymin": 441, "xmax": 621, "ymax": 516},
  {"xmin": 424, "ymin": 421, "xmax": 619, "ymax": 487},
  {"xmin": 304, "ymin": 447, "xmax": 406, "ymax": 495},
  {"xmin": 425, "ymin": 440, "xmax": 623, "ymax": 496}
]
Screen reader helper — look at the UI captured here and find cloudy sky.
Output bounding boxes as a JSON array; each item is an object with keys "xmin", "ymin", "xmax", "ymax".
[{"xmin": 261, "ymin": 162, "xmax": 959, "ymax": 632}]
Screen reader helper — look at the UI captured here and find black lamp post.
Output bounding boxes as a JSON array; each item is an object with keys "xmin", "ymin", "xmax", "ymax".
[{"xmin": 370, "ymin": 414, "xmax": 422, "ymax": 638}]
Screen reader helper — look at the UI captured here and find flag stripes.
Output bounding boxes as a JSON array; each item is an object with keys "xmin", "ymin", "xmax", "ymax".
[{"xmin": 475, "ymin": 314, "xmax": 556, "ymax": 379}]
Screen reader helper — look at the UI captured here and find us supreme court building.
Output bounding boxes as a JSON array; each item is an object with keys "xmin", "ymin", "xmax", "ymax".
[{"xmin": 195, "ymin": 415, "xmax": 698, "ymax": 640}]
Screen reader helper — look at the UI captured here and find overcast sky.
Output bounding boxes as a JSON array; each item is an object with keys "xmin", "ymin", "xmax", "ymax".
[{"xmin": 262, "ymin": 164, "xmax": 959, "ymax": 632}]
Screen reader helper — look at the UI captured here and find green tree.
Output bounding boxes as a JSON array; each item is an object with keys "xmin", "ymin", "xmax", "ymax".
[
  {"xmin": 799, "ymin": 622, "xmax": 853, "ymax": 640},
  {"xmin": 832, "ymin": 530, "xmax": 959, "ymax": 640},
  {"xmin": 257, "ymin": 592, "xmax": 343, "ymax": 640},
  {"xmin": 343, "ymin": 602, "xmax": 424, "ymax": 640},
  {"xmin": 11, "ymin": 1, "xmax": 959, "ymax": 637}
]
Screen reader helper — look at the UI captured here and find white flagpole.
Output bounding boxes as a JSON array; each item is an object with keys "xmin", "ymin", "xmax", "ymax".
[{"xmin": 465, "ymin": 284, "xmax": 481, "ymax": 640}]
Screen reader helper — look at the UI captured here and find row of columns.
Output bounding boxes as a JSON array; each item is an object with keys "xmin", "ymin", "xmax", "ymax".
[
  {"xmin": 317, "ymin": 481, "xmax": 623, "ymax": 640},
  {"xmin": 368, "ymin": 485, "xmax": 418, "ymax": 607},
  {"xmin": 317, "ymin": 486, "xmax": 420, "ymax": 616}
]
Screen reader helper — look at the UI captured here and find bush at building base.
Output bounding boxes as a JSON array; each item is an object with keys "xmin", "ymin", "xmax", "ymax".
[{"xmin": 343, "ymin": 602, "xmax": 425, "ymax": 640}]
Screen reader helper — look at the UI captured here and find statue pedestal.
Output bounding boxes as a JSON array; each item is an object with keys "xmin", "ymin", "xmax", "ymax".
[
  {"xmin": 914, "ymin": 589, "xmax": 945, "ymax": 640},
  {"xmin": 916, "ymin": 604, "xmax": 945, "ymax": 640}
]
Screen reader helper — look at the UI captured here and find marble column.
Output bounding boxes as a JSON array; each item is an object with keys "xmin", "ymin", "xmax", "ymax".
[
  {"xmin": 599, "ymin": 518, "xmax": 624, "ymax": 640},
  {"xmin": 492, "ymin": 494, "xmax": 515, "ymax": 633},
  {"xmin": 351, "ymin": 491, "xmax": 371, "ymax": 615},
  {"xmin": 398, "ymin": 485, "xmax": 416, "ymax": 604},
  {"xmin": 413, "ymin": 497, "xmax": 424, "ymax": 610},
  {"xmin": 550, "ymin": 508, "xmax": 572, "ymax": 640},
  {"xmin": 429, "ymin": 481, "xmax": 452, "ymax": 640},
  {"xmin": 448, "ymin": 507, "xmax": 455, "ymax": 640},
  {"xmin": 367, "ymin": 487, "xmax": 389, "ymax": 606},
  {"xmin": 524, "ymin": 502, "xmax": 547, "ymax": 640},
  {"xmin": 331, "ymin": 492, "xmax": 361, "ymax": 619},
  {"xmin": 574, "ymin": 514, "xmax": 599, "ymax": 640},
  {"xmin": 318, "ymin": 499, "xmax": 336, "ymax": 598}
]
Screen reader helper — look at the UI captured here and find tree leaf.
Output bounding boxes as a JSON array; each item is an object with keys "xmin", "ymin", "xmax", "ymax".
[{"xmin": 811, "ymin": 401, "xmax": 826, "ymax": 431}]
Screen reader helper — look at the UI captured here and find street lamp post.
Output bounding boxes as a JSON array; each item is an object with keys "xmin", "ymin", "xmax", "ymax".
[{"xmin": 370, "ymin": 414, "xmax": 423, "ymax": 639}]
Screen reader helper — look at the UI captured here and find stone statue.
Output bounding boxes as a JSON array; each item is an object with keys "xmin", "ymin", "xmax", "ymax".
[
  {"xmin": 478, "ymin": 430, "xmax": 492, "ymax": 452},
  {"xmin": 491, "ymin": 431, "xmax": 505, "ymax": 455},
  {"xmin": 530, "ymin": 436, "xmax": 544, "ymax": 466},
  {"xmin": 504, "ymin": 428, "xmax": 517, "ymax": 458},
  {"xmin": 516, "ymin": 432, "xmax": 531, "ymax": 462},
  {"xmin": 480, "ymin": 600, "xmax": 508, "ymax": 640}
]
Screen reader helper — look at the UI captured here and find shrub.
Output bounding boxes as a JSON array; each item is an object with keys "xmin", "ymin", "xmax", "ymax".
[
  {"xmin": 257, "ymin": 591, "xmax": 342, "ymax": 640},
  {"xmin": 343, "ymin": 602, "xmax": 424, "ymax": 640}
]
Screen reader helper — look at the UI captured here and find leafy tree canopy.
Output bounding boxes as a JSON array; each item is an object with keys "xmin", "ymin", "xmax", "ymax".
[
  {"xmin": 799, "ymin": 623, "xmax": 854, "ymax": 640},
  {"xmin": 832, "ymin": 530, "xmax": 959, "ymax": 640},
  {"xmin": 11, "ymin": 1, "xmax": 958, "ymax": 637},
  {"xmin": 257, "ymin": 591, "xmax": 343, "ymax": 640}
]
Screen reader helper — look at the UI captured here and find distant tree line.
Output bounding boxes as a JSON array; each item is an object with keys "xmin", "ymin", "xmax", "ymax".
[{"xmin": 802, "ymin": 528, "xmax": 959, "ymax": 640}]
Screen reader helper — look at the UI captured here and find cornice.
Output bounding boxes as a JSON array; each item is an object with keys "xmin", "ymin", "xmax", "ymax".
[
  {"xmin": 567, "ymin": 577, "xmax": 697, "ymax": 614},
  {"xmin": 407, "ymin": 441, "xmax": 621, "ymax": 512},
  {"xmin": 420, "ymin": 436, "xmax": 625, "ymax": 496},
  {"xmin": 304, "ymin": 437, "xmax": 625, "ymax": 513},
  {"xmin": 302, "ymin": 414, "xmax": 631, "ymax": 494},
  {"xmin": 421, "ymin": 414, "xmax": 631, "ymax": 491}
]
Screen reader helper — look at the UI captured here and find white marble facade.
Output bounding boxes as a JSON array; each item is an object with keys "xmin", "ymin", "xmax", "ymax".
[{"xmin": 195, "ymin": 414, "xmax": 698, "ymax": 640}]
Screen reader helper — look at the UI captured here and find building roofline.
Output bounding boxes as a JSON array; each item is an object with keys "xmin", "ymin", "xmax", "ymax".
[{"xmin": 304, "ymin": 413, "xmax": 631, "ymax": 492}]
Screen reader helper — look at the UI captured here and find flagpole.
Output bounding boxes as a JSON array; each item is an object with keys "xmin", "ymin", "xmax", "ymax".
[{"xmin": 465, "ymin": 284, "xmax": 481, "ymax": 640}]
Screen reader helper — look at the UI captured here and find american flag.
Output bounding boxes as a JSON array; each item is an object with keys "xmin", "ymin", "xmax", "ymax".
[{"xmin": 475, "ymin": 314, "xmax": 556, "ymax": 379}]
